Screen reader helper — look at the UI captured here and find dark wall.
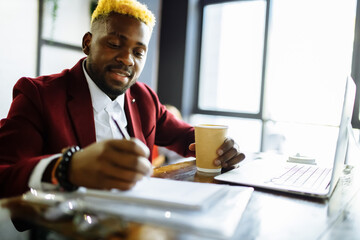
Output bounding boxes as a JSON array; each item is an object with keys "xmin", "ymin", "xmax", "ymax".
[
  {"xmin": 351, "ymin": 0, "xmax": 360, "ymax": 128},
  {"xmin": 157, "ymin": 0, "xmax": 189, "ymax": 110}
]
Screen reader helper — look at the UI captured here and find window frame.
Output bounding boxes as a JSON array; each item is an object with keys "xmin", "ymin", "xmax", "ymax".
[
  {"xmin": 36, "ymin": 0, "xmax": 84, "ymax": 77},
  {"xmin": 192, "ymin": 0, "xmax": 269, "ymax": 151},
  {"xmin": 157, "ymin": 0, "xmax": 360, "ymax": 149},
  {"xmin": 193, "ymin": 0, "xmax": 270, "ymax": 121},
  {"xmin": 193, "ymin": 0, "xmax": 360, "ymax": 150}
]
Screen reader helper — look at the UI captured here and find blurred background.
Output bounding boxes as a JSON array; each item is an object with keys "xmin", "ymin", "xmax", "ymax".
[
  {"xmin": 0, "ymin": 0, "xmax": 359, "ymax": 239},
  {"xmin": 1, "ymin": 0, "xmax": 359, "ymax": 159}
]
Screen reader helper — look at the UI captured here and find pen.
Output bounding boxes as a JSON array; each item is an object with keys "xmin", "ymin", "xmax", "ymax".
[
  {"xmin": 111, "ymin": 115, "xmax": 130, "ymax": 140},
  {"xmin": 111, "ymin": 115, "xmax": 152, "ymax": 180}
]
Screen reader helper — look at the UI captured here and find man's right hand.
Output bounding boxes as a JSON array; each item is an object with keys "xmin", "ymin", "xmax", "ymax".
[{"xmin": 68, "ymin": 138, "xmax": 152, "ymax": 190}]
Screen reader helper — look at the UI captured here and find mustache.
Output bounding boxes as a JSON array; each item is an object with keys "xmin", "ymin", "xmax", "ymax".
[{"xmin": 107, "ymin": 63, "xmax": 133, "ymax": 76}]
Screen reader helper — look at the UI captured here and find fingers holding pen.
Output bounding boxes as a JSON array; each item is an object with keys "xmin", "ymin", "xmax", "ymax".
[
  {"xmin": 107, "ymin": 138, "xmax": 152, "ymax": 175},
  {"xmin": 109, "ymin": 138, "xmax": 150, "ymax": 158},
  {"xmin": 69, "ymin": 138, "xmax": 152, "ymax": 190},
  {"xmin": 95, "ymin": 161, "xmax": 148, "ymax": 190}
]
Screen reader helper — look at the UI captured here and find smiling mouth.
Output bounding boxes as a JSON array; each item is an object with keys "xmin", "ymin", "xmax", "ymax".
[
  {"xmin": 116, "ymin": 72, "xmax": 129, "ymax": 78},
  {"xmin": 109, "ymin": 69, "xmax": 132, "ymax": 84}
]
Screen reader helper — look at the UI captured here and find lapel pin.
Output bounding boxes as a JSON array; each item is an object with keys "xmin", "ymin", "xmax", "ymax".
[{"xmin": 132, "ymin": 99, "xmax": 136, "ymax": 103}]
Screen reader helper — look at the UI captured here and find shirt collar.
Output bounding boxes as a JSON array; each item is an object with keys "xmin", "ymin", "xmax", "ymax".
[{"xmin": 82, "ymin": 59, "xmax": 125, "ymax": 113}]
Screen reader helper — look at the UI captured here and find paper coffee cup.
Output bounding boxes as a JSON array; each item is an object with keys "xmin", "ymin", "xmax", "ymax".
[{"xmin": 194, "ymin": 124, "xmax": 228, "ymax": 173}]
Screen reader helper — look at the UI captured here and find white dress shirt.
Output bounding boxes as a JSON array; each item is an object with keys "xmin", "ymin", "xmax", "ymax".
[
  {"xmin": 28, "ymin": 59, "xmax": 129, "ymax": 190},
  {"xmin": 83, "ymin": 61, "xmax": 128, "ymax": 142}
]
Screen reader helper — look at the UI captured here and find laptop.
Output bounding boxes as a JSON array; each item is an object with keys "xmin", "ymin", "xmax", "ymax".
[{"xmin": 215, "ymin": 76, "xmax": 356, "ymax": 198}]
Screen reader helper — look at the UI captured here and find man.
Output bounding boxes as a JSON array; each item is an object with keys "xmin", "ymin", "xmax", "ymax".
[{"xmin": 0, "ymin": 0, "xmax": 245, "ymax": 198}]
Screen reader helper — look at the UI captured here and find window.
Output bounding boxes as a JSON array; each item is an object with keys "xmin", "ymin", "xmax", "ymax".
[
  {"xmin": 193, "ymin": 0, "xmax": 358, "ymax": 161},
  {"xmin": 37, "ymin": 0, "xmax": 93, "ymax": 76},
  {"xmin": 198, "ymin": 1, "xmax": 266, "ymax": 114}
]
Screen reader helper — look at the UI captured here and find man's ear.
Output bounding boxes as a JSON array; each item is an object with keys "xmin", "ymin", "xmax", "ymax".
[{"xmin": 82, "ymin": 32, "xmax": 92, "ymax": 55}]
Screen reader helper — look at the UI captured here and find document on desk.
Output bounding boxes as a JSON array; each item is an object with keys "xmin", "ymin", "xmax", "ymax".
[
  {"xmin": 80, "ymin": 178, "xmax": 254, "ymax": 239},
  {"xmin": 23, "ymin": 178, "xmax": 254, "ymax": 239},
  {"xmin": 79, "ymin": 177, "xmax": 228, "ymax": 210}
]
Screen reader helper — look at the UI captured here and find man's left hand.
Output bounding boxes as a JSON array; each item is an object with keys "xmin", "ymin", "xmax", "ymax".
[{"xmin": 189, "ymin": 137, "xmax": 245, "ymax": 172}]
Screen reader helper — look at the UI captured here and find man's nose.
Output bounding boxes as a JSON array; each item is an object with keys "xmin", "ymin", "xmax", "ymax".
[{"xmin": 115, "ymin": 50, "xmax": 134, "ymax": 66}]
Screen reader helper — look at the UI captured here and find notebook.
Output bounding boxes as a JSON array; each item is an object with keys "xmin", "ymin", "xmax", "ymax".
[
  {"xmin": 24, "ymin": 179, "xmax": 254, "ymax": 239},
  {"xmin": 215, "ymin": 76, "xmax": 356, "ymax": 199},
  {"xmin": 78, "ymin": 177, "xmax": 229, "ymax": 210}
]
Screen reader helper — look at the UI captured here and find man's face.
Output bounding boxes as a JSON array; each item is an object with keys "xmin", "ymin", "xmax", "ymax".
[{"xmin": 83, "ymin": 13, "xmax": 151, "ymax": 99}]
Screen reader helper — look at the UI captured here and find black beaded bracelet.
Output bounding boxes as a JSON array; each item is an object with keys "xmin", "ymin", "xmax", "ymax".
[{"xmin": 55, "ymin": 146, "xmax": 80, "ymax": 191}]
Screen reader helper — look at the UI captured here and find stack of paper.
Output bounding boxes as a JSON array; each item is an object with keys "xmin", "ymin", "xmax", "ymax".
[
  {"xmin": 79, "ymin": 177, "xmax": 229, "ymax": 210},
  {"xmin": 23, "ymin": 178, "xmax": 253, "ymax": 239},
  {"xmin": 79, "ymin": 178, "xmax": 253, "ymax": 239}
]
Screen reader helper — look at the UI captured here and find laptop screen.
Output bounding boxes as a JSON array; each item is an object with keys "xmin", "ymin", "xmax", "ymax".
[{"xmin": 328, "ymin": 76, "xmax": 356, "ymax": 192}]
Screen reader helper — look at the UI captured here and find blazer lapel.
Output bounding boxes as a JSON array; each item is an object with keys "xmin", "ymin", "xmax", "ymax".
[
  {"xmin": 67, "ymin": 59, "xmax": 96, "ymax": 148},
  {"xmin": 125, "ymin": 91, "xmax": 146, "ymax": 144}
]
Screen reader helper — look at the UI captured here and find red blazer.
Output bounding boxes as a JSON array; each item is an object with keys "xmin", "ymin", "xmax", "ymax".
[{"xmin": 0, "ymin": 58, "xmax": 195, "ymax": 198}]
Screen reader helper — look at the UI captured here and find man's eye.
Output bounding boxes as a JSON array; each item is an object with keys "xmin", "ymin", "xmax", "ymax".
[
  {"xmin": 134, "ymin": 49, "xmax": 145, "ymax": 58},
  {"xmin": 108, "ymin": 42, "xmax": 120, "ymax": 48}
]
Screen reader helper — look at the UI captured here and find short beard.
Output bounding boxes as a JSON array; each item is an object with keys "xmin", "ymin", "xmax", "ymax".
[{"xmin": 86, "ymin": 59, "xmax": 133, "ymax": 99}]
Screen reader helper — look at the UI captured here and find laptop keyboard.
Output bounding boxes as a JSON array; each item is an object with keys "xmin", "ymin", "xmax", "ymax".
[{"xmin": 269, "ymin": 164, "xmax": 332, "ymax": 190}]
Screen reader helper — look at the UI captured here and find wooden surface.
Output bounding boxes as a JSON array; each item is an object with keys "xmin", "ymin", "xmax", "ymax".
[{"xmin": 1, "ymin": 159, "xmax": 360, "ymax": 240}]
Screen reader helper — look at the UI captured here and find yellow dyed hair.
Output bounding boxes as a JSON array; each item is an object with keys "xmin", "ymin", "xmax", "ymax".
[{"xmin": 91, "ymin": 0, "xmax": 156, "ymax": 31}]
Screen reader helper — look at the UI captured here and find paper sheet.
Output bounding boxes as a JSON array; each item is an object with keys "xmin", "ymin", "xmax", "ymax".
[
  {"xmin": 82, "ymin": 185, "xmax": 253, "ymax": 239},
  {"xmin": 79, "ymin": 177, "xmax": 229, "ymax": 210},
  {"xmin": 23, "ymin": 178, "xmax": 254, "ymax": 239}
]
